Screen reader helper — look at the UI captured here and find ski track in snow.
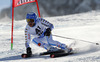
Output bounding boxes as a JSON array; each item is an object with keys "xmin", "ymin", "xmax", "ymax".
[{"xmin": 0, "ymin": 11, "xmax": 100, "ymax": 62}]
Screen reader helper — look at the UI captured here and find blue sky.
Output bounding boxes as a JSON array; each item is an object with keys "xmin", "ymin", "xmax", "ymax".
[{"xmin": 0, "ymin": 0, "xmax": 11, "ymax": 11}]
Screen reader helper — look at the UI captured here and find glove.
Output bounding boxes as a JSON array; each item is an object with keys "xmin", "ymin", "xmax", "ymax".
[
  {"xmin": 26, "ymin": 47, "xmax": 32, "ymax": 57},
  {"xmin": 44, "ymin": 28, "xmax": 51, "ymax": 36}
]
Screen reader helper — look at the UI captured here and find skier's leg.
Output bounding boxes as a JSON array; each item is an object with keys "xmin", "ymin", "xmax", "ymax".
[
  {"xmin": 46, "ymin": 35, "xmax": 67, "ymax": 49},
  {"xmin": 46, "ymin": 35, "xmax": 71, "ymax": 52},
  {"xmin": 32, "ymin": 37, "xmax": 51, "ymax": 50}
]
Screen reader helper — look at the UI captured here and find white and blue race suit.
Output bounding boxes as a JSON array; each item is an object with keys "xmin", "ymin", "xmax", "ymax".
[{"xmin": 25, "ymin": 18, "xmax": 67, "ymax": 50}]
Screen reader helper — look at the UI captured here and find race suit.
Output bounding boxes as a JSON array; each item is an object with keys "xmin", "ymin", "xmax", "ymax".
[{"xmin": 25, "ymin": 18, "xmax": 67, "ymax": 50}]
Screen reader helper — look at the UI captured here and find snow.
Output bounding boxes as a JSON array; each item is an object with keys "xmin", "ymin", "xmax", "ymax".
[{"xmin": 0, "ymin": 11, "xmax": 100, "ymax": 62}]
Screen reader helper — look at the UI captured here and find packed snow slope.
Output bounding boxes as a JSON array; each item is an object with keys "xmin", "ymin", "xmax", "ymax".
[{"xmin": 0, "ymin": 11, "xmax": 100, "ymax": 62}]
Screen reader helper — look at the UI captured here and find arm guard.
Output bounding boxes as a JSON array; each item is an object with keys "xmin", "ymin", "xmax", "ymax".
[{"xmin": 25, "ymin": 25, "xmax": 31, "ymax": 48}]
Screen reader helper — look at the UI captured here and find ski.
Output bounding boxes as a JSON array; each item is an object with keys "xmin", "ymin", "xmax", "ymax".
[
  {"xmin": 21, "ymin": 48, "xmax": 78, "ymax": 58},
  {"xmin": 21, "ymin": 49, "xmax": 65, "ymax": 58},
  {"xmin": 50, "ymin": 52, "xmax": 74, "ymax": 58},
  {"xmin": 40, "ymin": 49, "xmax": 65, "ymax": 55},
  {"xmin": 50, "ymin": 48, "xmax": 78, "ymax": 58}
]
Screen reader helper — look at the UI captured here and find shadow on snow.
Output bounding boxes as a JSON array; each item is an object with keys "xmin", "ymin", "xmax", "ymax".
[{"xmin": 0, "ymin": 55, "xmax": 49, "ymax": 61}]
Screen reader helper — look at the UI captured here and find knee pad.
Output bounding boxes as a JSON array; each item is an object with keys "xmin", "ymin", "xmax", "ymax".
[{"xmin": 38, "ymin": 43, "xmax": 41, "ymax": 46}]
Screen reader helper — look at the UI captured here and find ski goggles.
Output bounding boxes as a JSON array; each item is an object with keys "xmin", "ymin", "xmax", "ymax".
[{"xmin": 27, "ymin": 19, "xmax": 35, "ymax": 23}]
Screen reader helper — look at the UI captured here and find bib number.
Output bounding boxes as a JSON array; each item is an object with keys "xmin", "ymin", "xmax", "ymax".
[{"xmin": 35, "ymin": 26, "xmax": 43, "ymax": 36}]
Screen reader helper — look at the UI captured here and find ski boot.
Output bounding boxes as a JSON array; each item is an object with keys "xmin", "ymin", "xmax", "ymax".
[
  {"xmin": 21, "ymin": 47, "xmax": 32, "ymax": 58},
  {"xmin": 64, "ymin": 47, "xmax": 73, "ymax": 53},
  {"xmin": 47, "ymin": 47, "xmax": 59, "ymax": 52}
]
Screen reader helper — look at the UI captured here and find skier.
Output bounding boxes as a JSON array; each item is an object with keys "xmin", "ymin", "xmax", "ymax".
[{"xmin": 25, "ymin": 12, "xmax": 72, "ymax": 57}]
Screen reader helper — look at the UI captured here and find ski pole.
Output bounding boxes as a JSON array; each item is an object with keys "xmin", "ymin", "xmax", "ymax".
[{"xmin": 53, "ymin": 34, "xmax": 99, "ymax": 45}]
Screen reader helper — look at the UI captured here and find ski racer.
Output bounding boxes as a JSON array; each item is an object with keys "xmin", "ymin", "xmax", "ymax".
[{"xmin": 25, "ymin": 12, "xmax": 72, "ymax": 57}]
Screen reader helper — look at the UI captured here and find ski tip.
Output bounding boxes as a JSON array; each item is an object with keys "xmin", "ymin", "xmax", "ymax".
[
  {"xmin": 21, "ymin": 54, "xmax": 27, "ymax": 58},
  {"xmin": 50, "ymin": 54, "xmax": 55, "ymax": 58}
]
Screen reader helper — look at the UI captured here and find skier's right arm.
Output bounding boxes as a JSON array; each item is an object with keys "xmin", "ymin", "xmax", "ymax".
[{"xmin": 25, "ymin": 25, "xmax": 31, "ymax": 48}]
